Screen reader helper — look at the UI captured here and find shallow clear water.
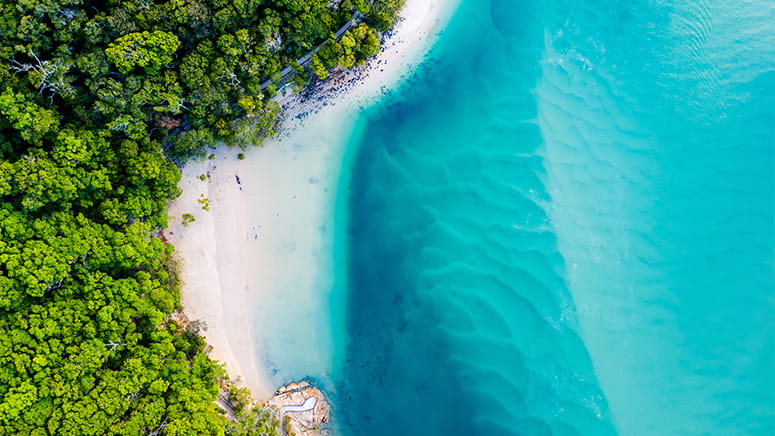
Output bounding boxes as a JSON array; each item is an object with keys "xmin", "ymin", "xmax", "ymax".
[{"xmin": 332, "ymin": 0, "xmax": 774, "ymax": 434}]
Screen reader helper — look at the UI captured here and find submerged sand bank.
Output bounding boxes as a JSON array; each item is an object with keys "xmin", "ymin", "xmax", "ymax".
[{"xmin": 166, "ymin": 0, "xmax": 460, "ymax": 399}]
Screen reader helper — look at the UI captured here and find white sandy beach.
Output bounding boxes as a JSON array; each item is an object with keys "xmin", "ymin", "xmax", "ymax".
[{"xmin": 166, "ymin": 0, "xmax": 460, "ymax": 399}]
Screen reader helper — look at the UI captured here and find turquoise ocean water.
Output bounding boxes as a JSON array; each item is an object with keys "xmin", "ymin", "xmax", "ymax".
[{"xmin": 330, "ymin": 0, "xmax": 774, "ymax": 434}]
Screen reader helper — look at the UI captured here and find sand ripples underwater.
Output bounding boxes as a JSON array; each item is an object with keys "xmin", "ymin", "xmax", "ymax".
[{"xmin": 333, "ymin": 0, "xmax": 773, "ymax": 435}]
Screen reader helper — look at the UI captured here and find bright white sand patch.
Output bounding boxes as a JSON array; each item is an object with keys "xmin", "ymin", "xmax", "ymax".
[{"xmin": 166, "ymin": 0, "xmax": 461, "ymax": 399}]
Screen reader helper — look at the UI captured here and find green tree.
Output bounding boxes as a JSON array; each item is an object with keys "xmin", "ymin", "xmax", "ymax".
[
  {"xmin": 0, "ymin": 88, "xmax": 59, "ymax": 145},
  {"xmin": 105, "ymin": 31, "xmax": 181, "ymax": 75}
]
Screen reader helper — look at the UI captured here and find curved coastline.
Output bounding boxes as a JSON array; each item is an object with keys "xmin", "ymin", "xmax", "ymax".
[{"xmin": 166, "ymin": 0, "xmax": 462, "ymax": 400}]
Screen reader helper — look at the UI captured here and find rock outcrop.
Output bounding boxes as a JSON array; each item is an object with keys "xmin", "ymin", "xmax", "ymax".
[{"xmin": 268, "ymin": 381, "xmax": 331, "ymax": 436}]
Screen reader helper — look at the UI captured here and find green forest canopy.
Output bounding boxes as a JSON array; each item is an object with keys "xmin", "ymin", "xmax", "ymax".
[{"xmin": 0, "ymin": 0, "xmax": 403, "ymax": 434}]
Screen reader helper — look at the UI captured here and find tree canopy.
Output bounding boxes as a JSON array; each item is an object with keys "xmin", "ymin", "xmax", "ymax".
[
  {"xmin": 105, "ymin": 31, "xmax": 181, "ymax": 75},
  {"xmin": 0, "ymin": 0, "xmax": 403, "ymax": 434}
]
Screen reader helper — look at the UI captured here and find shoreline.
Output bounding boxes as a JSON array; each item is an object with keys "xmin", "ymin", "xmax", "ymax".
[{"xmin": 166, "ymin": 0, "xmax": 460, "ymax": 401}]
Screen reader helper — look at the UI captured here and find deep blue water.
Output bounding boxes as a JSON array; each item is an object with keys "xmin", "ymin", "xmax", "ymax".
[{"xmin": 332, "ymin": 0, "xmax": 774, "ymax": 434}]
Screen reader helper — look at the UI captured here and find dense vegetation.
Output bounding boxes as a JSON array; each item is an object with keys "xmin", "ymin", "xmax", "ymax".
[{"xmin": 0, "ymin": 0, "xmax": 401, "ymax": 434}]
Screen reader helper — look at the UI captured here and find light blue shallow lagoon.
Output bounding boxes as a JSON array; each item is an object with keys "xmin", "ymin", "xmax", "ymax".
[{"xmin": 330, "ymin": 0, "xmax": 774, "ymax": 434}]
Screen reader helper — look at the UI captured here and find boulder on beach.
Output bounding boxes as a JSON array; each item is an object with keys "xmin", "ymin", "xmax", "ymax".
[{"xmin": 269, "ymin": 381, "xmax": 331, "ymax": 436}]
